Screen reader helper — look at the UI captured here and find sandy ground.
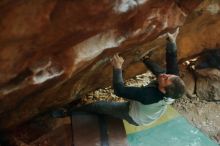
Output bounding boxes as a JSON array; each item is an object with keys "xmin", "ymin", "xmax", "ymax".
[{"xmin": 80, "ymin": 71, "xmax": 220, "ymax": 144}]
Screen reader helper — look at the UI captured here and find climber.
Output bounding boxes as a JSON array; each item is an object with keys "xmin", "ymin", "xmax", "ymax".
[{"xmin": 52, "ymin": 28, "xmax": 186, "ymax": 126}]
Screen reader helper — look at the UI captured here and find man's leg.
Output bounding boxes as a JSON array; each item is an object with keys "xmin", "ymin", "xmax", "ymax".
[{"xmin": 71, "ymin": 101, "xmax": 138, "ymax": 126}]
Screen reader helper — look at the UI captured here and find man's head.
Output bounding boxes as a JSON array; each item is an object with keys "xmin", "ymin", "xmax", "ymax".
[{"xmin": 158, "ymin": 74, "xmax": 185, "ymax": 99}]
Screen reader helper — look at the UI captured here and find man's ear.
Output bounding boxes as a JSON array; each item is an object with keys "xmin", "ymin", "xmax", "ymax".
[{"xmin": 159, "ymin": 86, "xmax": 166, "ymax": 94}]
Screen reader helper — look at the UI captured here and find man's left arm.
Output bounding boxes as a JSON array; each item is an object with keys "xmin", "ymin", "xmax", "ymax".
[
  {"xmin": 166, "ymin": 41, "xmax": 179, "ymax": 75},
  {"xmin": 166, "ymin": 28, "xmax": 180, "ymax": 76},
  {"xmin": 143, "ymin": 59, "xmax": 166, "ymax": 77}
]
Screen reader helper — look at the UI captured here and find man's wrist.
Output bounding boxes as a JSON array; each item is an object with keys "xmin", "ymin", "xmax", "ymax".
[
  {"xmin": 166, "ymin": 37, "xmax": 175, "ymax": 43},
  {"xmin": 166, "ymin": 42, "xmax": 177, "ymax": 53},
  {"xmin": 113, "ymin": 66, "xmax": 122, "ymax": 69}
]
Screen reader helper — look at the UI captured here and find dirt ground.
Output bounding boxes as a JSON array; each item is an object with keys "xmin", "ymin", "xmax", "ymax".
[
  {"xmin": 80, "ymin": 72, "xmax": 220, "ymax": 144},
  {"xmin": 173, "ymin": 94, "xmax": 220, "ymax": 143}
]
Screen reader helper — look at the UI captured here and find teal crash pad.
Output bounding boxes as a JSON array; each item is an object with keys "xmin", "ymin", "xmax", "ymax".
[{"xmin": 127, "ymin": 117, "xmax": 218, "ymax": 146}]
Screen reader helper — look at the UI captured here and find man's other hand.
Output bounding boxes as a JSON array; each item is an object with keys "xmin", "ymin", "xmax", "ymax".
[
  {"xmin": 167, "ymin": 27, "xmax": 179, "ymax": 43},
  {"xmin": 111, "ymin": 53, "xmax": 124, "ymax": 69}
]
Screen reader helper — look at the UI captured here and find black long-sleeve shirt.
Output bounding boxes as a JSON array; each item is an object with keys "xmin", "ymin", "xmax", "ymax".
[{"xmin": 113, "ymin": 42, "xmax": 179, "ymax": 105}]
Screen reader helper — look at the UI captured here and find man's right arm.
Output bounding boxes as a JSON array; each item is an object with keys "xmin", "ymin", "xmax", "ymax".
[
  {"xmin": 113, "ymin": 68, "xmax": 164, "ymax": 104},
  {"xmin": 111, "ymin": 54, "xmax": 163, "ymax": 104}
]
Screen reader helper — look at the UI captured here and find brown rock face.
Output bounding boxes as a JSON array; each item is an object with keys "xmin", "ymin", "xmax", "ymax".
[
  {"xmin": 178, "ymin": 1, "xmax": 220, "ymax": 60},
  {"xmin": 0, "ymin": 0, "xmax": 205, "ymax": 130}
]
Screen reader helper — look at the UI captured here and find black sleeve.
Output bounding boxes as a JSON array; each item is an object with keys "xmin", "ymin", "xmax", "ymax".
[
  {"xmin": 143, "ymin": 59, "xmax": 165, "ymax": 77},
  {"xmin": 113, "ymin": 68, "xmax": 164, "ymax": 104},
  {"xmin": 166, "ymin": 42, "xmax": 179, "ymax": 75}
]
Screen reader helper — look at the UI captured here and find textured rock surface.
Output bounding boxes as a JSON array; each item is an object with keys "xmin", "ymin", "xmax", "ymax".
[
  {"xmin": 0, "ymin": 0, "xmax": 203, "ymax": 130},
  {"xmin": 178, "ymin": 1, "xmax": 220, "ymax": 59},
  {"xmin": 195, "ymin": 68, "xmax": 220, "ymax": 101}
]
